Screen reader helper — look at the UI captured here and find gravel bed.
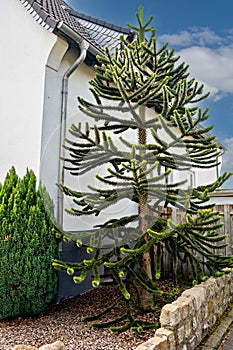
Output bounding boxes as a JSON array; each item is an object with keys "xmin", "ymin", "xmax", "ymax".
[{"xmin": 0, "ymin": 283, "xmax": 185, "ymax": 350}]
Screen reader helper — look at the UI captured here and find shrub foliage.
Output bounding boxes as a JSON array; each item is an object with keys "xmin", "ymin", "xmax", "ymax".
[{"xmin": 0, "ymin": 167, "xmax": 59, "ymax": 319}]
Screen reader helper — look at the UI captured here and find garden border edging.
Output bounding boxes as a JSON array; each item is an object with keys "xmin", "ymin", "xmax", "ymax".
[{"xmin": 136, "ymin": 271, "xmax": 233, "ymax": 350}]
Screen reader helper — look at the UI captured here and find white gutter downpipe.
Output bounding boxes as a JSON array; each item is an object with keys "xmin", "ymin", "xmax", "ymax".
[{"xmin": 57, "ymin": 21, "xmax": 89, "ymax": 228}]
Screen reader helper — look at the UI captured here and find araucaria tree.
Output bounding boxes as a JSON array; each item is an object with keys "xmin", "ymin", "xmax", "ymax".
[{"xmin": 53, "ymin": 8, "xmax": 233, "ymax": 332}]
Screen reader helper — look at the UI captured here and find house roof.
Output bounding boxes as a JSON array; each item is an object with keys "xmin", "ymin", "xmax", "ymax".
[{"xmin": 19, "ymin": 0, "xmax": 132, "ymax": 55}]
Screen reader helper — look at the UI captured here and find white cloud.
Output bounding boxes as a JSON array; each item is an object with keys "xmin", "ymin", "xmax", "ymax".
[
  {"xmin": 159, "ymin": 27, "xmax": 223, "ymax": 47},
  {"xmin": 222, "ymin": 138, "xmax": 233, "ymax": 171},
  {"xmin": 159, "ymin": 27, "xmax": 233, "ymax": 101},
  {"xmin": 219, "ymin": 138, "xmax": 233, "ymax": 188},
  {"xmin": 191, "ymin": 27, "xmax": 222, "ymax": 46},
  {"xmin": 177, "ymin": 45, "xmax": 233, "ymax": 99},
  {"xmin": 159, "ymin": 31, "xmax": 193, "ymax": 47}
]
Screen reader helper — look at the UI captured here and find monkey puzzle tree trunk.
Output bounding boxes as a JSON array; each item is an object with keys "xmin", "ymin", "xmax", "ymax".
[
  {"xmin": 139, "ymin": 197, "xmax": 152, "ymax": 308},
  {"xmin": 138, "ymin": 106, "xmax": 153, "ymax": 308}
]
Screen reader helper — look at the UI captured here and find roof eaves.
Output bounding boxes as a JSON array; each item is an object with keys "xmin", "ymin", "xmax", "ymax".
[
  {"xmin": 19, "ymin": 0, "xmax": 58, "ymax": 31},
  {"xmin": 19, "ymin": 0, "xmax": 103, "ymax": 54},
  {"xmin": 19, "ymin": 0, "xmax": 133, "ymax": 58},
  {"xmin": 210, "ymin": 189, "xmax": 233, "ymax": 197},
  {"xmin": 56, "ymin": 21, "xmax": 104, "ymax": 57}
]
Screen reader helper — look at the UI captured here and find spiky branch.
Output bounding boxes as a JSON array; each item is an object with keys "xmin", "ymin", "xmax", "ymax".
[{"xmin": 53, "ymin": 6, "xmax": 233, "ymax": 332}]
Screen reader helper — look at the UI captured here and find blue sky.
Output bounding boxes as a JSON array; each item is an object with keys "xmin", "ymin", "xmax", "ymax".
[{"xmin": 66, "ymin": 0, "xmax": 233, "ymax": 187}]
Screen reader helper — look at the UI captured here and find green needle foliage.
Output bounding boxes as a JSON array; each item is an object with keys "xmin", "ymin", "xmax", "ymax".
[
  {"xmin": 0, "ymin": 167, "xmax": 59, "ymax": 319},
  {"xmin": 53, "ymin": 7, "xmax": 233, "ymax": 332}
]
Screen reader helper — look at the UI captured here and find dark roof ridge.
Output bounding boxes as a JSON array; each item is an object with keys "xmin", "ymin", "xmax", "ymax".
[{"xmin": 67, "ymin": 8, "xmax": 131, "ymax": 34}]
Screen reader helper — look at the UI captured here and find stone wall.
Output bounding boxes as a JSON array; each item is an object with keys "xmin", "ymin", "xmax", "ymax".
[
  {"xmin": 12, "ymin": 341, "xmax": 64, "ymax": 350},
  {"xmin": 136, "ymin": 272, "xmax": 233, "ymax": 350}
]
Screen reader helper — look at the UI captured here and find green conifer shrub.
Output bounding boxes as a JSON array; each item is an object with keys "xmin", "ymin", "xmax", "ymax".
[{"xmin": 0, "ymin": 167, "xmax": 59, "ymax": 319}]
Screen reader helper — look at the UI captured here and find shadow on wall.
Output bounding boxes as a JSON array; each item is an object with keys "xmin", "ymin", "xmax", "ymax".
[{"xmin": 56, "ymin": 242, "xmax": 93, "ymax": 300}]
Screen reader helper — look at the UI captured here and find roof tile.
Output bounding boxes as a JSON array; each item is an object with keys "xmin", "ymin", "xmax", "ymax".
[{"xmin": 19, "ymin": 0, "xmax": 133, "ymax": 55}]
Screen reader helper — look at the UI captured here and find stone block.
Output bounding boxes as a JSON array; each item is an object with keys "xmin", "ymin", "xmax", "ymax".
[
  {"xmin": 203, "ymin": 277, "xmax": 218, "ymax": 298},
  {"xmin": 155, "ymin": 328, "xmax": 176, "ymax": 350},
  {"xmin": 188, "ymin": 335, "xmax": 197, "ymax": 349},
  {"xmin": 12, "ymin": 346, "xmax": 37, "ymax": 350},
  {"xmin": 160, "ymin": 303, "xmax": 181, "ymax": 328},
  {"xmin": 156, "ymin": 327, "xmax": 175, "ymax": 341},
  {"xmin": 192, "ymin": 316, "xmax": 197, "ymax": 330},
  {"xmin": 171, "ymin": 296, "xmax": 191, "ymax": 320},
  {"xmin": 182, "ymin": 286, "xmax": 206, "ymax": 309},
  {"xmin": 136, "ymin": 336, "xmax": 168, "ymax": 350},
  {"xmin": 177, "ymin": 325, "xmax": 185, "ymax": 343},
  {"xmin": 184, "ymin": 319, "xmax": 192, "ymax": 338},
  {"xmin": 38, "ymin": 341, "xmax": 64, "ymax": 350}
]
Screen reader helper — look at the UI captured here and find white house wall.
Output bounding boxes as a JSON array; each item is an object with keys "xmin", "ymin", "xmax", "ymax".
[
  {"xmin": 40, "ymin": 44, "xmax": 95, "ymax": 220},
  {"xmin": 63, "ymin": 58, "xmax": 97, "ymax": 231},
  {"xmin": 40, "ymin": 36, "xmax": 69, "ymax": 215},
  {"xmin": 0, "ymin": 0, "xmax": 56, "ymax": 181}
]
